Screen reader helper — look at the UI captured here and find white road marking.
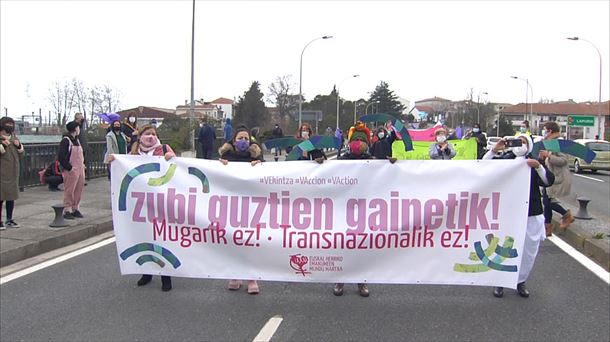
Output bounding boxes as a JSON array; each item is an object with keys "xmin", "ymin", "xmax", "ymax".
[
  {"xmin": 0, "ymin": 237, "xmax": 116, "ymax": 285},
  {"xmin": 253, "ymin": 315, "xmax": 284, "ymax": 342},
  {"xmin": 574, "ymin": 174, "xmax": 605, "ymax": 182},
  {"xmin": 547, "ymin": 235, "xmax": 610, "ymax": 284}
]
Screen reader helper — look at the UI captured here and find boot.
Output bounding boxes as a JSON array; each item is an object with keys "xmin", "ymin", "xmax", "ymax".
[
  {"xmin": 545, "ymin": 223, "xmax": 554, "ymax": 237},
  {"xmin": 517, "ymin": 282, "xmax": 530, "ymax": 298},
  {"xmin": 137, "ymin": 274, "xmax": 152, "ymax": 286},
  {"xmin": 161, "ymin": 276, "xmax": 172, "ymax": 292},
  {"xmin": 560, "ymin": 210, "xmax": 575, "ymax": 231}
]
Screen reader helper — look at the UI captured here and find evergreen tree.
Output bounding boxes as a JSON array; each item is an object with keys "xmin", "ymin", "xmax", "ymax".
[
  {"xmin": 233, "ymin": 81, "xmax": 268, "ymax": 129},
  {"xmin": 368, "ymin": 81, "xmax": 405, "ymax": 118}
]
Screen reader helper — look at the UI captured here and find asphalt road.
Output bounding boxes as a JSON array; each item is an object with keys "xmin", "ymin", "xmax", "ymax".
[
  {"xmin": 1, "ymin": 241, "xmax": 609, "ymax": 342},
  {"xmin": 560, "ymin": 170, "xmax": 610, "ymax": 219}
]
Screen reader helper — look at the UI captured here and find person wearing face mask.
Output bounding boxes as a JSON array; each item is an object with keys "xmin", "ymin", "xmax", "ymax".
[
  {"xmin": 538, "ymin": 121, "xmax": 573, "ymax": 236},
  {"xmin": 295, "ymin": 123, "xmax": 327, "ymax": 161},
  {"xmin": 333, "ymin": 122, "xmax": 396, "ymax": 298},
  {"xmin": 515, "ymin": 120, "xmax": 532, "ymax": 137},
  {"xmin": 58, "ymin": 121, "xmax": 86, "ymax": 220},
  {"xmin": 470, "ymin": 123, "xmax": 487, "ymax": 159},
  {"xmin": 0, "ymin": 117, "xmax": 24, "ymax": 230},
  {"xmin": 483, "ymin": 134, "xmax": 555, "ymax": 298},
  {"xmin": 108, "ymin": 124, "xmax": 176, "ymax": 291},
  {"xmin": 122, "ymin": 115, "xmax": 138, "ymax": 152},
  {"xmin": 370, "ymin": 124, "xmax": 397, "ymax": 160},
  {"xmin": 429, "ymin": 128, "xmax": 456, "ymax": 160},
  {"xmin": 104, "ymin": 119, "xmax": 129, "ymax": 180},
  {"xmin": 218, "ymin": 125, "xmax": 263, "ymax": 294}
]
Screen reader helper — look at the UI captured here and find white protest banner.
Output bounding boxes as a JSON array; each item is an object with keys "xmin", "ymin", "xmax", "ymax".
[{"xmin": 111, "ymin": 156, "xmax": 531, "ymax": 288}]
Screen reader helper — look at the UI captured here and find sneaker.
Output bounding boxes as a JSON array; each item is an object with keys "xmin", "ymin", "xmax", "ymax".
[
  {"xmin": 73, "ymin": 210, "xmax": 84, "ymax": 218},
  {"xmin": 63, "ymin": 212, "xmax": 75, "ymax": 220},
  {"xmin": 0, "ymin": 222, "xmax": 5, "ymax": 230},
  {"xmin": 247, "ymin": 280, "xmax": 259, "ymax": 295},
  {"xmin": 228, "ymin": 279, "xmax": 242, "ymax": 290},
  {"xmin": 358, "ymin": 283, "xmax": 370, "ymax": 297},
  {"xmin": 5, "ymin": 220, "xmax": 20, "ymax": 228},
  {"xmin": 333, "ymin": 283, "xmax": 344, "ymax": 296}
]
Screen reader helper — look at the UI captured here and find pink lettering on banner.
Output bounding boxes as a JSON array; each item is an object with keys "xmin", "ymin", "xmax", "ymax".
[
  {"xmin": 130, "ymin": 188, "xmax": 198, "ymax": 225},
  {"xmin": 203, "ymin": 191, "xmax": 501, "ymax": 233},
  {"xmin": 207, "ymin": 191, "xmax": 334, "ymax": 230}
]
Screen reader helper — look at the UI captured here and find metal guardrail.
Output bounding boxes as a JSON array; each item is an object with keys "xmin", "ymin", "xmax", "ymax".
[{"xmin": 19, "ymin": 141, "xmax": 108, "ymax": 190}]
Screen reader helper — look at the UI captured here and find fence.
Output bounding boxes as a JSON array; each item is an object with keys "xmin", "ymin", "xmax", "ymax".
[
  {"xmin": 18, "ymin": 137, "xmax": 228, "ymax": 189},
  {"xmin": 19, "ymin": 141, "xmax": 108, "ymax": 190}
]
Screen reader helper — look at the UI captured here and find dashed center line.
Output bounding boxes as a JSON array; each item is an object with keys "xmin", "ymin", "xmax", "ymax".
[{"xmin": 253, "ymin": 315, "xmax": 284, "ymax": 342}]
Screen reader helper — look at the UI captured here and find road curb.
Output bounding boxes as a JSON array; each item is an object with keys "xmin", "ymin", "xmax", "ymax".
[
  {"xmin": 0, "ymin": 219, "xmax": 113, "ymax": 268},
  {"xmin": 554, "ymin": 219, "xmax": 610, "ymax": 272}
]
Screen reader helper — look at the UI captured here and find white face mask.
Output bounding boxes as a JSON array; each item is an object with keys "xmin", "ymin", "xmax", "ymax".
[
  {"xmin": 377, "ymin": 132, "xmax": 385, "ymax": 139},
  {"xmin": 513, "ymin": 145, "xmax": 528, "ymax": 157},
  {"xmin": 128, "ymin": 117, "xmax": 136, "ymax": 123},
  {"xmin": 473, "ymin": 128, "xmax": 480, "ymax": 133},
  {"xmin": 301, "ymin": 131, "xmax": 309, "ymax": 139},
  {"xmin": 520, "ymin": 127, "xmax": 527, "ymax": 133},
  {"xmin": 436, "ymin": 135, "xmax": 447, "ymax": 143}
]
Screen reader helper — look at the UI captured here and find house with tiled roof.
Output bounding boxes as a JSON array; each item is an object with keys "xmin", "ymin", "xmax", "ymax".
[
  {"xmin": 414, "ymin": 97, "xmax": 452, "ymax": 113},
  {"xmin": 499, "ymin": 100, "xmax": 609, "ymax": 139},
  {"xmin": 117, "ymin": 106, "xmax": 176, "ymax": 127},
  {"xmin": 175, "ymin": 100, "xmax": 222, "ymax": 121},
  {"xmin": 210, "ymin": 97, "xmax": 235, "ymax": 120}
]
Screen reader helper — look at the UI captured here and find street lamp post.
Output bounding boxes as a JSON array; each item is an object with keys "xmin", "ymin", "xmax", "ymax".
[
  {"xmin": 189, "ymin": 0, "xmax": 196, "ymax": 153},
  {"xmin": 354, "ymin": 100, "xmax": 364, "ymax": 124},
  {"xmin": 365, "ymin": 101, "xmax": 379, "ymax": 115},
  {"xmin": 476, "ymin": 91, "xmax": 488, "ymax": 123},
  {"xmin": 298, "ymin": 35, "xmax": 333, "ymax": 129},
  {"xmin": 336, "ymin": 74, "xmax": 359, "ymax": 130},
  {"xmin": 568, "ymin": 37, "xmax": 604, "ymax": 139},
  {"xmin": 511, "ymin": 76, "xmax": 533, "ymax": 127}
]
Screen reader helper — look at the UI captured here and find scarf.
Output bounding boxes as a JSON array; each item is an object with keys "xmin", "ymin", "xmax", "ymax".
[{"xmin": 138, "ymin": 137, "xmax": 161, "ymax": 154}]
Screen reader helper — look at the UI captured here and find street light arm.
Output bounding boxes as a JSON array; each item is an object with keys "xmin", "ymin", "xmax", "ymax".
[{"xmin": 299, "ymin": 35, "xmax": 333, "ymax": 128}]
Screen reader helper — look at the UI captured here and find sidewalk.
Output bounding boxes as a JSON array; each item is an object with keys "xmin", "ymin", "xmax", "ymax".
[
  {"xmin": 1, "ymin": 156, "xmax": 607, "ymax": 272},
  {"xmin": 0, "ymin": 177, "xmax": 113, "ymax": 267}
]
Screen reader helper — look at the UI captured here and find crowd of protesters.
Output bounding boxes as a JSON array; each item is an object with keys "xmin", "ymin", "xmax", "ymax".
[{"xmin": 1, "ymin": 112, "xmax": 586, "ymax": 301}]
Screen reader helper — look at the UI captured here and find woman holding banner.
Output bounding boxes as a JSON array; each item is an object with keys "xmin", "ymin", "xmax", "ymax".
[
  {"xmin": 483, "ymin": 134, "xmax": 554, "ymax": 298},
  {"xmin": 219, "ymin": 125, "xmax": 264, "ymax": 294},
  {"xmin": 109, "ymin": 124, "xmax": 176, "ymax": 291}
]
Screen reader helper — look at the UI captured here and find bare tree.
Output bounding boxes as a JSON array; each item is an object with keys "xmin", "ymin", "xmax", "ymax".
[
  {"xmin": 48, "ymin": 80, "xmax": 76, "ymax": 126},
  {"xmin": 267, "ymin": 75, "xmax": 298, "ymax": 120},
  {"xmin": 47, "ymin": 80, "xmax": 123, "ymax": 126}
]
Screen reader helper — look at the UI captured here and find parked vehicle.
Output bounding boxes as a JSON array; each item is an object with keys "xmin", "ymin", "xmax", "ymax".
[
  {"xmin": 567, "ymin": 139, "xmax": 610, "ymax": 173},
  {"xmin": 486, "ymin": 136, "xmax": 501, "ymax": 151}
]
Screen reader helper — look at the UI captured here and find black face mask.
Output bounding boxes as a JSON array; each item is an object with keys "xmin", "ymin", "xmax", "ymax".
[
  {"xmin": 113, "ymin": 126, "xmax": 121, "ymax": 132},
  {"xmin": 2, "ymin": 125, "xmax": 14, "ymax": 134}
]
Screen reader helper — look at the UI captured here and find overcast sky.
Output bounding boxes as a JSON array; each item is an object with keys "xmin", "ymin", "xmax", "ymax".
[{"xmin": 1, "ymin": 0, "xmax": 609, "ymax": 119}]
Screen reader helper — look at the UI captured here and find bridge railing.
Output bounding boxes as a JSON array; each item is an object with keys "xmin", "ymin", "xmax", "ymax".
[{"xmin": 19, "ymin": 141, "xmax": 108, "ymax": 190}]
